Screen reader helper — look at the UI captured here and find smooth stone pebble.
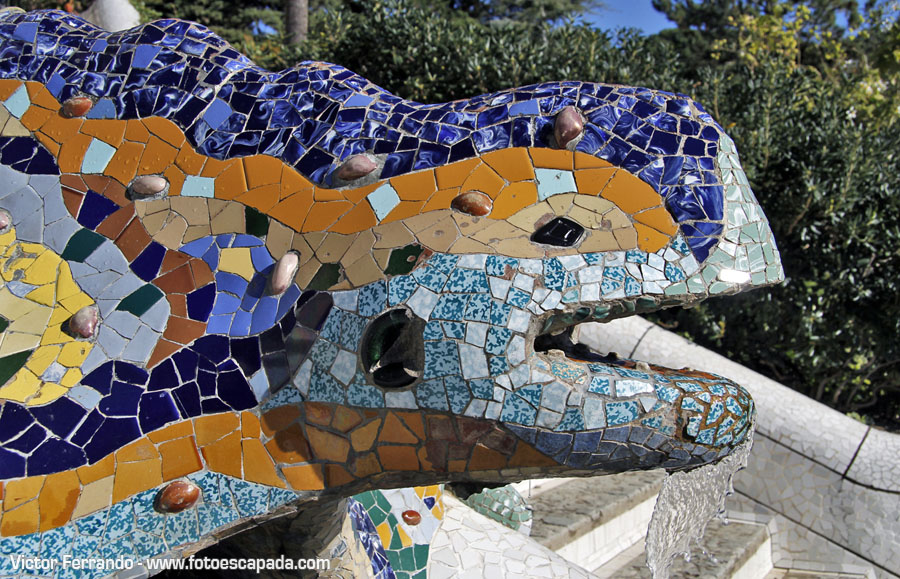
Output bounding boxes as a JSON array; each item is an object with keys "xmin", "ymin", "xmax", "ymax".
[
  {"xmin": 155, "ymin": 481, "xmax": 201, "ymax": 513},
  {"xmin": 402, "ymin": 510, "xmax": 421, "ymax": 525},
  {"xmin": 451, "ymin": 190, "xmax": 492, "ymax": 216},
  {"xmin": 335, "ymin": 154, "xmax": 376, "ymax": 181},
  {"xmin": 130, "ymin": 175, "xmax": 169, "ymax": 198},
  {"xmin": 554, "ymin": 106, "xmax": 584, "ymax": 148},
  {"xmin": 69, "ymin": 305, "xmax": 98, "ymax": 338},
  {"xmin": 0, "ymin": 210, "xmax": 10, "ymax": 230},
  {"xmin": 271, "ymin": 252, "xmax": 299, "ymax": 295},
  {"xmin": 61, "ymin": 96, "xmax": 93, "ymax": 118}
]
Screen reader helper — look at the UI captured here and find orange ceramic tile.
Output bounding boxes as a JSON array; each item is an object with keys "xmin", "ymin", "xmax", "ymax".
[
  {"xmin": 421, "ymin": 188, "xmax": 460, "ymax": 214},
  {"xmin": 124, "ymin": 119, "xmax": 150, "ymax": 143},
  {"xmin": 241, "ymin": 439, "xmax": 286, "ymax": 488},
  {"xmin": 417, "ymin": 447, "xmax": 435, "ymax": 472},
  {"xmin": 194, "ymin": 413, "xmax": 240, "ymax": 446},
  {"xmin": 312, "ymin": 186, "xmax": 343, "ymax": 201},
  {"xmin": 509, "ymin": 443, "xmax": 558, "ymax": 467},
  {"xmin": 103, "ymin": 141, "xmax": 144, "ymax": 185},
  {"xmin": 573, "ymin": 167, "xmax": 617, "ymax": 197},
  {"xmin": 243, "ymin": 155, "xmax": 284, "ymax": 189},
  {"xmin": 350, "ymin": 419, "xmax": 381, "ymax": 452},
  {"xmin": 379, "ymin": 413, "xmax": 418, "ymax": 444},
  {"xmin": 634, "ymin": 223, "xmax": 671, "ymax": 252},
  {"xmin": 60, "ymin": 186, "xmax": 83, "ymax": 218},
  {"xmin": 148, "ymin": 420, "xmax": 195, "ymax": 443},
  {"xmin": 34, "ymin": 133, "xmax": 60, "ymax": 157},
  {"xmin": 304, "ymin": 402, "xmax": 333, "ymax": 426},
  {"xmin": 448, "ymin": 460, "xmax": 467, "ymax": 473},
  {"xmin": 25, "ymin": 82, "xmax": 58, "ymax": 108},
  {"xmin": 381, "ymin": 200, "xmax": 426, "ymax": 225},
  {"xmin": 435, "ymin": 157, "xmax": 479, "ymax": 190},
  {"xmin": 155, "ymin": 263, "xmax": 196, "ymax": 294},
  {"xmin": 210, "ymin": 161, "xmax": 247, "ymax": 201},
  {"xmin": 143, "ymin": 116, "xmax": 186, "ymax": 147},
  {"xmin": 96, "ymin": 205, "xmax": 136, "ymax": 240},
  {"xmin": 82, "ymin": 119, "xmax": 127, "ymax": 146},
  {"xmin": 200, "ymin": 156, "xmax": 230, "ymax": 178},
  {"xmin": 116, "ymin": 438, "xmax": 160, "ymax": 462},
  {"xmin": 38, "ymin": 114, "xmax": 83, "ymax": 144},
  {"xmin": 116, "ymin": 218, "xmax": 152, "ymax": 260},
  {"xmin": 189, "ymin": 259, "xmax": 215, "ymax": 287},
  {"xmin": 241, "ymin": 412, "xmax": 261, "ymax": 438},
  {"xmin": 468, "ymin": 444, "xmax": 506, "ymax": 471},
  {"xmin": 20, "ymin": 105, "xmax": 53, "ymax": 132},
  {"xmin": 600, "ymin": 171, "xmax": 662, "ymax": 214},
  {"xmin": 0, "ymin": 499, "xmax": 39, "ymax": 536},
  {"xmin": 160, "ymin": 249, "xmax": 191, "ymax": 275},
  {"xmin": 57, "ymin": 133, "xmax": 93, "ymax": 173},
  {"xmin": 175, "ymin": 144, "xmax": 205, "ymax": 174},
  {"xmin": 238, "ymin": 184, "xmax": 284, "ymax": 215},
  {"xmin": 460, "ymin": 163, "xmax": 505, "ymax": 199},
  {"xmin": 265, "ymin": 424, "xmax": 311, "ymax": 464},
  {"xmin": 306, "ymin": 427, "xmax": 350, "ymax": 462},
  {"xmin": 260, "ymin": 406, "xmax": 301, "ymax": 437},
  {"xmin": 159, "ymin": 437, "xmax": 203, "ymax": 481},
  {"xmin": 331, "ymin": 407, "xmax": 362, "ymax": 433},
  {"xmin": 341, "ymin": 182, "xmax": 379, "ymax": 205},
  {"xmin": 302, "ymin": 200, "xmax": 352, "ymax": 232},
  {"xmin": 112, "ymin": 458, "xmax": 162, "ymax": 503},
  {"xmin": 529, "ymin": 147, "xmax": 573, "ymax": 170},
  {"xmin": 279, "ymin": 165, "xmax": 313, "ymax": 200},
  {"xmin": 167, "ymin": 293, "xmax": 187, "ymax": 317},
  {"xmin": 269, "ymin": 189, "xmax": 314, "ymax": 232},
  {"xmin": 145, "ymin": 339, "xmax": 182, "ymax": 369},
  {"xmin": 574, "ymin": 151, "xmax": 614, "ymax": 169},
  {"xmin": 38, "ymin": 470, "xmax": 79, "ymax": 532},
  {"xmin": 139, "ymin": 136, "xmax": 179, "ymax": 174},
  {"xmin": 200, "ymin": 431, "xmax": 242, "ymax": 479},
  {"xmin": 397, "ymin": 412, "xmax": 425, "ymax": 439},
  {"xmin": 0, "ymin": 79, "xmax": 22, "ymax": 100},
  {"xmin": 377, "ymin": 445, "xmax": 419, "ymax": 471},
  {"xmin": 391, "ymin": 169, "xmax": 437, "ymax": 201},
  {"xmin": 489, "ymin": 181, "xmax": 538, "ymax": 220},
  {"xmin": 163, "ymin": 165, "xmax": 186, "ymax": 197},
  {"xmin": 76, "ymin": 454, "xmax": 115, "ymax": 484},
  {"xmin": 3, "ymin": 477, "xmax": 43, "ymax": 511},
  {"xmin": 282, "ymin": 464, "xmax": 325, "ymax": 491},
  {"xmin": 351, "ymin": 453, "xmax": 382, "ymax": 478},
  {"xmin": 633, "ymin": 206, "xmax": 678, "ymax": 236},
  {"xmin": 325, "ymin": 464, "xmax": 354, "ymax": 487},
  {"xmin": 483, "ymin": 148, "xmax": 535, "ymax": 182}
]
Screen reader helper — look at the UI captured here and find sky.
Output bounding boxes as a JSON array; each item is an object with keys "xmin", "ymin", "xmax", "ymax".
[{"xmin": 584, "ymin": 0, "xmax": 675, "ymax": 34}]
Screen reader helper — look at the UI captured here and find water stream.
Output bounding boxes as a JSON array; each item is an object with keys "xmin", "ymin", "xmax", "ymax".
[{"xmin": 645, "ymin": 428, "xmax": 755, "ymax": 578}]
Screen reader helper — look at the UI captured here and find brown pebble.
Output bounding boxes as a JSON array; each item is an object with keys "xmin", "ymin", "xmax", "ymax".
[
  {"xmin": 129, "ymin": 175, "xmax": 169, "ymax": 199},
  {"xmin": 451, "ymin": 191, "xmax": 492, "ymax": 216},
  {"xmin": 61, "ymin": 96, "xmax": 93, "ymax": 118},
  {"xmin": 335, "ymin": 154, "xmax": 377, "ymax": 181},
  {"xmin": 69, "ymin": 305, "xmax": 98, "ymax": 338},
  {"xmin": 270, "ymin": 251, "xmax": 299, "ymax": 295},
  {"xmin": 402, "ymin": 510, "xmax": 421, "ymax": 525},
  {"xmin": 155, "ymin": 481, "xmax": 201, "ymax": 513},
  {"xmin": 554, "ymin": 106, "xmax": 584, "ymax": 148}
]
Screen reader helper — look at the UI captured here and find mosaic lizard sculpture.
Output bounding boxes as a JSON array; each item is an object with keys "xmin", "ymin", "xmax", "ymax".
[{"xmin": 0, "ymin": 8, "xmax": 783, "ymax": 578}]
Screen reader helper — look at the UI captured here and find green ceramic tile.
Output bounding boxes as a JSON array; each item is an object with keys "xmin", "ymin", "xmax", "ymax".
[
  {"xmin": 386, "ymin": 244, "xmax": 424, "ymax": 275},
  {"xmin": 307, "ymin": 263, "xmax": 341, "ymax": 290},
  {"xmin": 61, "ymin": 228, "xmax": 105, "ymax": 262},
  {"xmin": 0, "ymin": 349, "xmax": 33, "ymax": 386},
  {"xmin": 116, "ymin": 284, "xmax": 164, "ymax": 316},
  {"xmin": 245, "ymin": 206, "xmax": 269, "ymax": 237}
]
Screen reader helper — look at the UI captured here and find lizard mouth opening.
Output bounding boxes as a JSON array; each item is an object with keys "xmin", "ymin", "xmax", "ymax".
[{"xmin": 533, "ymin": 309, "xmax": 621, "ymax": 364}]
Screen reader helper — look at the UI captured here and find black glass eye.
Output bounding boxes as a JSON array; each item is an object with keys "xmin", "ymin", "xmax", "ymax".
[
  {"xmin": 531, "ymin": 217, "xmax": 585, "ymax": 247},
  {"xmin": 361, "ymin": 309, "xmax": 425, "ymax": 388}
]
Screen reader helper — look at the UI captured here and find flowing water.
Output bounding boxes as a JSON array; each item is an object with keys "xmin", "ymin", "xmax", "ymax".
[{"xmin": 645, "ymin": 428, "xmax": 754, "ymax": 579}]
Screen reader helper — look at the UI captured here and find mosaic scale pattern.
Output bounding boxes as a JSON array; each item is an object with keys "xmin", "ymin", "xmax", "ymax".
[{"xmin": 0, "ymin": 8, "xmax": 782, "ymax": 578}]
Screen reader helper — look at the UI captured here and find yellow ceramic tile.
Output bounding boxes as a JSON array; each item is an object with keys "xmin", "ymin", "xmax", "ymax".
[
  {"xmin": 218, "ymin": 247, "xmax": 255, "ymax": 281},
  {"xmin": 24, "ymin": 284, "xmax": 55, "ymax": 307},
  {"xmin": 396, "ymin": 524, "xmax": 412, "ymax": 547},
  {"xmin": 29, "ymin": 382, "xmax": 67, "ymax": 405},
  {"xmin": 376, "ymin": 521, "xmax": 393, "ymax": 549},
  {"xmin": 25, "ymin": 345, "xmax": 58, "ymax": 375},
  {"xmin": 483, "ymin": 148, "xmax": 535, "ymax": 182},
  {"xmin": 460, "ymin": 163, "xmax": 505, "ymax": 199},
  {"xmin": 60, "ymin": 367, "xmax": 82, "ymax": 387},
  {"xmin": 57, "ymin": 292, "xmax": 93, "ymax": 315},
  {"xmin": 0, "ymin": 371, "xmax": 36, "ymax": 402}
]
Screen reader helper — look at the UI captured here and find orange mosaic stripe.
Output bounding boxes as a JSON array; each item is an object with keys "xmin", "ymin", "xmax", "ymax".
[
  {"xmin": 0, "ymin": 404, "xmax": 559, "ymax": 537},
  {"xmin": 0, "ymin": 79, "xmax": 678, "ymax": 253}
]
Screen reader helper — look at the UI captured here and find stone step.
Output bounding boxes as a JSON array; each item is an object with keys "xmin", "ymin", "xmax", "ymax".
[
  {"xmin": 764, "ymin": 570, "xmax": 871, "ymax": 579},
  {"xmin": 522, "ymin": 470, "xmax": 666, "ymax": 571},
  {"xmin": 593, "ymin": 516, "xmax": 772, "ymax": 578}
]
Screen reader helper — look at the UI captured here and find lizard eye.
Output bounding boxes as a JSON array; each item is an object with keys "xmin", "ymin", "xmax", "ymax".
[
  {"xmin": 361, "ymin": 309, "xmax": 425, "ymax": 388},
  {"xmin": 531, "ymin": 217, "xmax": 584, "ymax": 247}
]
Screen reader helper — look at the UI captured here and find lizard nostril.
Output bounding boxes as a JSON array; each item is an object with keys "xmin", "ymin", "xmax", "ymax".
[
  {"xmin": 531, "ymin": 217, "xmax": 584, "ymax": 247},
  {"xmin": 361, "ymin": 308, "xmax": 425, "ymax": 388}
]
